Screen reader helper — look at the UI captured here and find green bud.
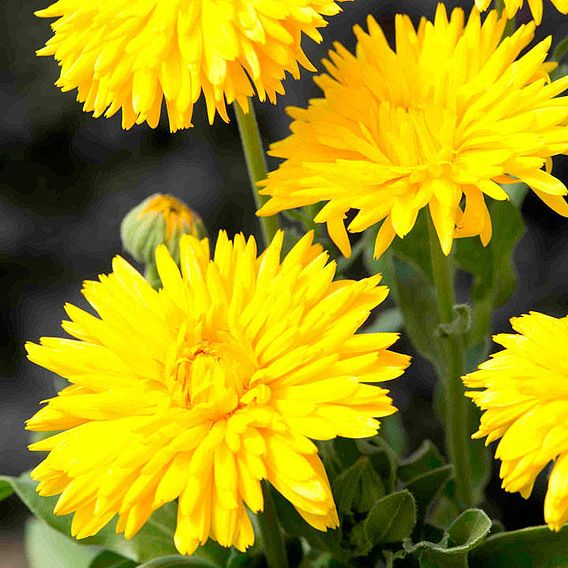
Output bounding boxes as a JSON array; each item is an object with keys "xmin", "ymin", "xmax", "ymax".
[{"xmin": 120, "ymin": 193, "xmax": 206, "ymax": 265}]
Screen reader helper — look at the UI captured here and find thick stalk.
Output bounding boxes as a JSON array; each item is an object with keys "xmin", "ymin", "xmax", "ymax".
[
  {"xmin": 257, "ymin": 483, "xmax": 289, "ymax": 568},
  {"xmin": 427, "ymin": 219, "xmax": 474, "ymax": 508},
  {"xmin": 234, "ymin": 101, "xmax": 280, "ymax": 248}
]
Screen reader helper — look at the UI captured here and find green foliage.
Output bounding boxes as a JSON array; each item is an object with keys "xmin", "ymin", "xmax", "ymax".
[
  {"xmin": 398, "ymin": 441, "xmax": 444, "ymax": 483},
  {"xmin": 437, "ymin": 304, "xmax": 472, "ymax": 338},
  {"xmin": 454, "ymin": 200, "xmax": 525, "ymax": 355},
  {"xmin": 363, "ymin": 213, "xmax": 441, "ymax": 369},
  {"xmin": 470, "ymin": 525, "xmax": 568, "ymax": 568},
  {"xmin": 553, "ymin": 35, "xmax": 568, "ymax": 63},
  {"xmin": 358, "ymin": 490, "xmax": 417, "ymax": 547},
  {"xmin": 364, "ymin": 307, "xmax": 404, "ymax": 333},
  {"xmin": 90, "ymin": 552, "xmax": 138, "ymax": 568},
  {"xmin": 25, "ymin": 518, "xmax": 100, "ymax": 568},
  {"xmin": 405, "ymin": 466, "xmax": 453, "ymax": 525},
  {"xmin": 137, "ymin": 558, "xmax": 218, "ymax": 568},
  {"xmin": 404, "ymin": 509, "xmax": 492, "ymax": 568},
  {"xmin": 0, "ymin": 473, "xmax": 177, "ymax": 562},
  {"xmin": 0, "ymin": 477, "xmax": 14, "ymax": 501}
]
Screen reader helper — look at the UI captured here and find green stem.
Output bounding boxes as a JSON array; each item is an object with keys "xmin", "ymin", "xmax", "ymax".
[
  {"xmin": 234, "ymin": 100, "xmax": 280, "ymax": 248},
  {"xmin": 427, "ymin": 219, "xmax": 474, "ymax": 508},
  {"xmin": 257, "ymin": 483, "xmax": 289, "ymax": 568}
]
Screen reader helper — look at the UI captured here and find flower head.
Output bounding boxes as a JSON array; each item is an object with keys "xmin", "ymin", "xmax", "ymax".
[
  {"xmin": 36, "ymin": 0, "xmax": 346, "ymax": 132},
  {"xmin": 26, "ymin": 230, "xmax": 409, "ymax": 554},
  {"xmin": 258, "ymin": 5, "xmax": 568, "ymax": 258},
  {"xmin": 121, "ymin": 193, "xmax": 206, "ymax": 265},
  {"xmin": 475, "ymin": 0, "xmax": 568, "ymax": 25},
  {"xmin": 463, "ymin": 311, "xmax": 568, "ymax": 530}
]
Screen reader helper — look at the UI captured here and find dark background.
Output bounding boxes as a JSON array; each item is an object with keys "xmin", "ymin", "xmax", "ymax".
[{"xmin": 1, "ymin": 0, "xmax": 567, "ymax": 565}]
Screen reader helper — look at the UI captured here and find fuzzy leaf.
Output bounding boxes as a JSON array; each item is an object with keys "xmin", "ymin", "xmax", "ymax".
[
  {"xmin": 455, "ymin": 200, "xmax": 524, "ymax": 348},
  {"xmin": 398, "ymin": 441, "xmax": 445, "ymax": 484},
  {"xmin": 405, "ymin": 466, "xmax": 453, "ymax": 523},
  {"xmin": 470, "ymin": 525, "xmax": 568, "ymax": 568},
  {"xmin": 405, "ymin": 509, "xmax": 492, "ymax": 568},
  {"xmin": 364, "ymin": 490, "xmax": 417, "ymax": 546},
  {"xmin": 2, "ymin": 473, "xmax": 178, "ymax": 562},
  {"xmin": 25, "ymin": 518, "xmax": 100, "ymax": 568},
  {"xmin": 365, "ymin": 249, "xmax": 441, "ymax": 368}
]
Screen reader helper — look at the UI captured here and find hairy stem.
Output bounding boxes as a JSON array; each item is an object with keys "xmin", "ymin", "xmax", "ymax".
[
  {"xmin": 427, "ymin": 219, "xmax": 474, "ymax": 508},
  {"xmin": 234, "ymin": 101, "xmax": 280, "ymax": 247}
]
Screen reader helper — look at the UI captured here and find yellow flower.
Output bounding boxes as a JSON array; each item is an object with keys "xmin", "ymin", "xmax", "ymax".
[
  {"xmin": 36, "ymin": 0, "xmax": 346, "ymax": 132},
  {"xmin": 26, "ymin": 230, "xmax": 409, "ymax": 554},
  {"xmin": 258, "ymin": 5, "xmax": 568, "ymax": 258},
  {"xmin": 475, "ymin": 0, "xmax": 568, "ymax": 25},
  {"xmin": 463, "ymin": 311, "xmax": 568, "ymax": 531}
]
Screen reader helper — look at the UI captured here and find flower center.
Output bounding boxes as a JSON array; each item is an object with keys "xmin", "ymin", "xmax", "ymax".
[{"xmin": 165, "ymin": 327, "xmax": 262, "ymax": 417}]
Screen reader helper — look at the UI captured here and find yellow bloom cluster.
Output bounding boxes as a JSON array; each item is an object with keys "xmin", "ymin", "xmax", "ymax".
[
  {"xmin": 464, "ymin": 312, "xmax": 568, "ymax": 531},
  {"xmin": 26, "ymin": 231, "xmax": 409, "ymax": 554},
  {"xmin": 36, "ymin": 0, "xmax": 345, "ymax": 131},
  {"xmin": 475, "ymin": 0, "xmax": 568, "ymax": 25},
  {"xmin": 259, "ymin": 5, "xmax": 568, "ymax": 258}
]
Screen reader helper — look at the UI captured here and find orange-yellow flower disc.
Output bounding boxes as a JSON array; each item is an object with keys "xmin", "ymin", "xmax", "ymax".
[
  {"xmin": 26, "ymin": 230, "xmax": 409, "ymax": 554},
  {"xmin": 464, "ymin": 312, "xmax": 568, "ymax": 531},
  {"xmin": 475, "ymin": 0, "xmax": 568, "ymax": 25},
  {"xmin": 258, "ymin": 4, "xmax": 568, "ymax": 259},
  {"xmin": 36, "ymin": 0, "xmax": 346, "ymax": 132}
]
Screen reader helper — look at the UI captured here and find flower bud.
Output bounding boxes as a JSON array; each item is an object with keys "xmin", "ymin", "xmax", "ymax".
[{"xmin": 121, "ymin": 193, "xmax": 206, "ymax": 265}]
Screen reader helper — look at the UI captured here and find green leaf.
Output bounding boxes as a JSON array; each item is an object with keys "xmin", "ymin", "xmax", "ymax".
[
  {"xmin": 446, "ymin": 509, "xmax": 492, "ymax": 549},
  {"xmin": 333, "ymin": 459, "xmax": 369, "ymax": 515},
  {"xmin": 405, "ymin": 509, "xmax": 492, "ymax": 568},
  {"xmin": 364, "ymin": 490, "xmax": 417, "ymax": 546},
  {"xmin": 502, "ymin": 182, "xmax": 529, "ymax": 209},
  {"xmin": 470, "ymin": 525, "xmax": 568, "ymax": 568},
  {"xmin": 386, "ymin": 257, "xmax": 441, "ymax": 367},
  {"xmin": 553, "ymin": 35, "xmax": 568, "ymax": 62},
  {"xmin": 398, "ymin": 441, "xmax": 445, "ymax": 484},
  {"xmin": 89, "ymin": 551, "xmax": 138, "ymax": 568},
  {"xmin": 2, "ymin": 473, "xmax": 178, "ymax": 562},
  {"xmin": 455, "ymin": 200, "xmax": 525, "ymax": 349},
  {"xmin": 25, "ymin": 518, "xmax": 100, "ymax": 568},
  {"xmin": 273, "ymin": 491, "xmax": 339, "ymax": 555},
  {"xmin": 436, "ymin": 305, "xmax": 472, "ymax": 338},
  {"xmin": 137, "ymin": 557, "xmax": 218, "ymax": 568},
  {"xmin": 405, "ymin": 466, "xmax": 453, "ymax": 523},
  {"xmin": 380, "ymin": 413, "xmax": 409, "ymax": 457},
  {"xmin": 364, "ymin": 307, "xmax": 403, "ymax": 333},
  {"xmin": 383, "ymin": 549, "xmax": 407, "ymax": 568},
  {"xmin": 356, "ymin": 437, "xmax": 398, "ymax": 494},
  {"xmin": 0, "ymin": 477, "xmax": 14, "ymax": 501}
]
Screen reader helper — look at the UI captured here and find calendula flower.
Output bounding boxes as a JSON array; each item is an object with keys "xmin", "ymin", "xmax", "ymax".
[
  {"xmin": 258, "ymin": 5, "xmax": 568, "ymax": 258},
  {"xmin": 36, "ymin": 0, "xmax": 346, "ymax": 132},
  {"xmin": 475, "ymin": 0, "xmax": 568, "ymax": 25},
  {"xmin": 463, "ymin": 311, "xmax": 568, "ymax": 531},
  {"xmin": 26, "ymin": 231, "xmax": 409, "ymax": 554}
]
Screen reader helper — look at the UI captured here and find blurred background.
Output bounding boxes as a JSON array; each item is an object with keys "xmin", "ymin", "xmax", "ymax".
[{"xmin": 1, "ymin": 0, "xmax": 567, "ymax": 566}]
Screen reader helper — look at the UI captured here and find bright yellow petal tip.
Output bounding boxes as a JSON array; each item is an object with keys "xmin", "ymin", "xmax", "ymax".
[
  {"xmin": 475, "ymin": 0, "xmax": 568, "ymax": 25},
  {"xmin": 258, "ymin": 4, "xmax": 568, "ymax": 258},
  {"xmin": 463, "ymin": 311, "xmax": 568, "ymax": 531},
  {"xmin": 26, "ymin": 230, "xmax": 409, "ymax": 554},
  {"xmin": 36, "ymin": 0, "xmax": 347, "ymax": 131}
]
